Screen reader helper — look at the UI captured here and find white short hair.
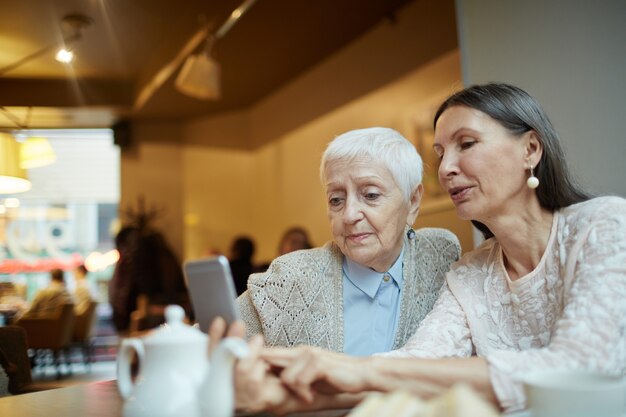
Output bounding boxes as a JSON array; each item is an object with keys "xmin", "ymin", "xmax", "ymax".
[{"xmin": 320, "ymin": 127, "xmax": 423, "ymax": 202}]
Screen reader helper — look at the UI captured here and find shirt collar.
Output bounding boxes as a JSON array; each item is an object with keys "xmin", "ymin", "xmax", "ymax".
[{"xmin": 343, "ymin": 245, "xmax": 404, "ymax": 299}]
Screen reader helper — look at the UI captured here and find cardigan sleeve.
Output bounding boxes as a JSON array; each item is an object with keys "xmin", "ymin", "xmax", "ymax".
[{"xmin": 237, "ymin": 290, "xmax": 263, "ymax": 340}]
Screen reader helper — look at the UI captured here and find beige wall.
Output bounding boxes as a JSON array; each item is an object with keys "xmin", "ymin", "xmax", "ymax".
[
  {"xmin": 120, "ymin": 56, "xmax": 474, "ymax": 264},
  {"xmin": 120, "ymin": 122, "xmax": 184, "ymax": 260},
  {"xmin": 181, "ymin": 146, "xmax": 255, "ymax": 260},
  {"xmin": 456, "ymin": 0, "xmax": 626, "ymax": 198},
  {"xmin": 181, "ymin": 50, "xmax": 474, "ymax": 263},
  {"xmin": 184, "ymin": 0, "xmax": 458, "ymax": 151},
  {"xmin": 121, "ymin": 0, "xmax": 473, "ymax": 265}
]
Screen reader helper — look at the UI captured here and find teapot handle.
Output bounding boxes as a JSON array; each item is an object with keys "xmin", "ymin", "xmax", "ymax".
[{"xmin": 117, "ymin": 338, "xmax": 145, "ymax": 399}]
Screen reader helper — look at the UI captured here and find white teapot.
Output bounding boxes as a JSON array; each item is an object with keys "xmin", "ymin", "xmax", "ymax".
[{"xmin": 117, "ymin": 305, "xmax": 248, "ymax": 417}]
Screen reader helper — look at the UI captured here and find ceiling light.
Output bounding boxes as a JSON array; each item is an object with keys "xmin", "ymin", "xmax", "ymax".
[
  {"xmin": 0, "ymin": 13, "xmax": 92, "ymax": 75},
  {"xmin": 0, "ymin": 133, "xmax": 32, "ymax": 195},
  {"xmin": 20, "ymin": 136, "xmax": 57, "ymax": 169},
  {"xmin": 175, "ymin": 37, "xmax": 221, "ymax": 100},
  {"xmin": 174, "ymin": 0, "xmax": 257, "ymax": 101},
  {"xmin": 4, "ymin": 198, "xmax": 20, "ymax": 208},
  {"xmin": 55, "ymin": 48, "xmax": 74, "ymax": 63},
  {"xmin": 0, "ymin": 109, "xmax": 57, "ymax": 169}
]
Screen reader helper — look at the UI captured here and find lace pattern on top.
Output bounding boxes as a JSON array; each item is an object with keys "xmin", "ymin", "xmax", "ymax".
[{"xmin": 384, "ymin": 197, "xmax": 626, "ymax": 412}]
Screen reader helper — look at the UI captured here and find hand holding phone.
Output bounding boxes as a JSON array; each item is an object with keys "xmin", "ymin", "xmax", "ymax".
[{"xmin": 183, "ymin": 255, "xmax": 241, "ymax": 333}]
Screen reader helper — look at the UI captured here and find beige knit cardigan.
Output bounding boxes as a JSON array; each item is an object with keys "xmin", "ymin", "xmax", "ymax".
[{"xmin": 237, "ymin": 227, "xmax": 461, "ymax": 352}]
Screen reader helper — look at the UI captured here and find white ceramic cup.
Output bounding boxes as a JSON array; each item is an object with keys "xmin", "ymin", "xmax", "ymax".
[{"xmin": 523, "ymin": 370, "xmax": 626, "ymax": 417}]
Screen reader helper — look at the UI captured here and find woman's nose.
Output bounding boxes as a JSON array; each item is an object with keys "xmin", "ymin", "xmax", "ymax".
[
  {"xmin": 342, "ymin": 197, "xmax": 363, "ymax": 223},
  {"xmin": 438, "ymin": 152, "xmax": 459, "ymax": 181}
]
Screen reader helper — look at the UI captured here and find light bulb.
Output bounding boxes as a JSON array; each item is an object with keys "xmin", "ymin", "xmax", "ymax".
[{"xmin": 55, "ymin": 48, "xmax": 74, "ymax": 63}]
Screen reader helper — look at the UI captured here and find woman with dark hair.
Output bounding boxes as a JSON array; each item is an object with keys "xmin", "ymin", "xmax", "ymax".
[
  {"xmin": 225, "ymin": 83, "xmax": 626, "ymax": 415},
  {"xmin": 109, "ymin": 224, "xmax": 190, "ymax": 333},
  {"xmin": 229, "ymin": 236, "xmax": 256, "ymax": 296},
  {"xmin": 433, "ymin": 83, "xmax": 592, "ymax": 239}
]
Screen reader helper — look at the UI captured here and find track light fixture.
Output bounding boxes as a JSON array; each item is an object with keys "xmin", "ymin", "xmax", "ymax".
[
  {"xmin": 175, "ymin": 36, "xmax": 221, "ymax": 100},
  {"xmin": 175, "ymin": 0, "xmax": 258, "ymax": 101},
  {"xmin": 0, "ymin": 13, "xmax": 92, "ymax": 75}
]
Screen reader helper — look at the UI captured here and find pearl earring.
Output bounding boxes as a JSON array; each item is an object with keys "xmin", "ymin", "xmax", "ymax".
[{"xmin": 527, "ymin": 165, "xmax": 539, "ymax": 189}]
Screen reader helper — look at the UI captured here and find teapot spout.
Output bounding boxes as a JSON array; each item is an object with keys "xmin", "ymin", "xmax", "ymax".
[{"xmin": 198, "ymin": 337, "xmax": 249, "ymax": 417}]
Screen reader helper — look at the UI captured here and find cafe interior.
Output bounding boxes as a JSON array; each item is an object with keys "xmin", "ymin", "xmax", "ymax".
[{"xmin": 0, "ymin": 0, "xmax": 624, "ymax": 415}]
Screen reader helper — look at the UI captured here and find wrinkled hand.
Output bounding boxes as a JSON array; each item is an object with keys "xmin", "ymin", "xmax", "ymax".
[
  {"xmin": 233, "ymin": 335, "xmax": 298, "ymax": 413},
  {"xmin": 207, "ymin": 317, "xmax": 305, "ymax": 414},
  {"xmin": 208, "ymin": 316, "xmax": 246, "ymax": 355},
  {"xmin": 262, "ymin": 346, "xmax": 371, "ymax": 403}
]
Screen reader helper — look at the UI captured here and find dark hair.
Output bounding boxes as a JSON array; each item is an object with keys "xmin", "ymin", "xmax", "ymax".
[
  {"xmin": 434, "ymin": 83, "xmax": 591, "ymax": 239},
  {"xmin": 50, "ymin": 268, "xmax": 64, "ymax": 282},
  {"xmin": 115, "ymin": 226, "xmax": 138, "ymax": 251},
  {"xmin": 232, "ymin": 236, "xmax": 255, "ymax": 260},
  {"xmin": 76, "ymin": 264, "xmax": 88, "ymax": 275}
]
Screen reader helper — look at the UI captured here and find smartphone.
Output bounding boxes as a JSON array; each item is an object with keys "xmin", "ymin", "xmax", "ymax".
[{"xmin": 183, "ymin": 255, "xmax": 240, "ymax": 333}]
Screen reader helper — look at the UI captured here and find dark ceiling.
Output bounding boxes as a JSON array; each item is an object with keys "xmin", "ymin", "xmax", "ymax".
[{"xmin": 0, "ymin": 0, "xmax": 420, "ymax": 130}]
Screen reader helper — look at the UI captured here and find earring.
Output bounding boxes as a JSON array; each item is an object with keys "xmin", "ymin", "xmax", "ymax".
[
  {"xmin": 406, "ymin": 228, "xmax": 416, "ymax": 240},
  {"xmin": 527, "ymin": 165, "xmax": 539, "ymax": 189}
]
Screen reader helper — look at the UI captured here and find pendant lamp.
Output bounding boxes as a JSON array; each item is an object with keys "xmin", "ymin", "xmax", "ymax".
[
  {"xmin": 20, "ymin": 136, "xmax": 57, "ymax": 169},
  {"xmin": 0, "ymin": 133, "xmax": 31, "ymax": 194},
  {"xmin": 175, "ymin": 52, "xmax": 221, "ymax": 100}
]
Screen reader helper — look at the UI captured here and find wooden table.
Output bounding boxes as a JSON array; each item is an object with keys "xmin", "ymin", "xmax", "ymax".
[
  {"xmin": 0, "ymin": 380, "xmax": 350, "ymax": 417},
  {"xmin": 0, "ymin": 380, "xmax": 120, "ymax": 417}
]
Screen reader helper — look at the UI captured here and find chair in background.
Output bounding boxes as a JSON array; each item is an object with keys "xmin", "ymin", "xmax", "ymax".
[
  {"xmin": 15, "ymin": 303, "xmax": 76, "ymax": 378},
  {"xmin": 0, "ymin": 325, "xmax": 58, "ymax": 394},
  {"xmin": 71, "ymin": 301, "xmax": 98, "ymax": 370},
  {"xmin": 0, "ymin": 325, "xmax": 32, "ymax": 394}
]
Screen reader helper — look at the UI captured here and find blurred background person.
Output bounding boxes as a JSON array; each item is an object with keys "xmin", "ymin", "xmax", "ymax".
[
  {"xmin": 278, "ymin": 227, "xmax": 313, "ymax": 256},
  {"xmin": 0, "ymin": 283, "xmax": 27, "ymax": 323},
  {"xmin": 109, "ymin": 226, "xmax": 138, "ymax": 333},
  {"xmin": 109, "ymin": 219, "xmax": 191, "ymax": 334},
  {"xmin": 20, "ymin": 268, "xmax": 74, "ymax": 319},
  {"xmin": 229, "ymin": 236, "xmax": 256, "ymax": 296},
  {"xmin": 73, "ymin": 264, "xmax": 96, "ymax": 315},
  {"xmin": 257, "ymin": 227, "xmax": 314, "ymax": 273}
]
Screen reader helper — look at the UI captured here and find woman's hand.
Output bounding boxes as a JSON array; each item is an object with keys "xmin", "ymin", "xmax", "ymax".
[
  {"xmin": 208, "ymin": 317, "xmax": 304, "ymax": 413},
  {"xmin": 262, "ymin": 346, "xmax": 372, "ymax": 403},
  {"xmin": 208, "ymin": 316, "xmax": 246, "ymax": 354},
  {"xmin": 233, "ymin": 335, "xmax": 298, "ymax": 413}
]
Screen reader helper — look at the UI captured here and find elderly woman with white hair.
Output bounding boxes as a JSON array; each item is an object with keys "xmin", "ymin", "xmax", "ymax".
[{"xmin": 235, "ymin": 127, "xmax": 461, "ymax": 356}]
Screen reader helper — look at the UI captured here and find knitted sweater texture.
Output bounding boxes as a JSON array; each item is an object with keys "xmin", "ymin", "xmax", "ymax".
[{"xmin": 237, "ymin": 227, "xmax": 461, "ymax": 352}]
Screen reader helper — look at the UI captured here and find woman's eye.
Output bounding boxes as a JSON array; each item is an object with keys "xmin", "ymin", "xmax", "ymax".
[
  {"xmin": 329, "ymin": 197, "xmax": 343, "ymax": 207},
  {"xmin": 460, "ymin": 141, "xmax": 476, "ymax": 150},
  {"xmin": 364, "ymin": 193, "xmax": 380, "ymax": 201}
]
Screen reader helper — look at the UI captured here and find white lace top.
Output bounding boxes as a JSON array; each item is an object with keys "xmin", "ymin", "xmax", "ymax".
[{"xmin": 383, "ymin": 197, "xmax": 626, "ymax": 412}]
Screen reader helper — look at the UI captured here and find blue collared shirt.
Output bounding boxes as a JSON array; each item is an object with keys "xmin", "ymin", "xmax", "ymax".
[{"xmin": 342, "ymin": 247, "xmax": 404, "ymax": 356}]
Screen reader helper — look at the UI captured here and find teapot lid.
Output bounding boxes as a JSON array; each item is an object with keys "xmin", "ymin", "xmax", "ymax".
[{"xmin": 143, "ymin": 305, "xmax": 206, "ymax": 345}]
